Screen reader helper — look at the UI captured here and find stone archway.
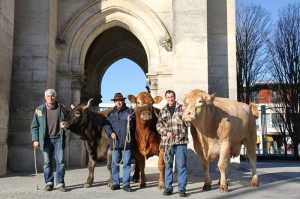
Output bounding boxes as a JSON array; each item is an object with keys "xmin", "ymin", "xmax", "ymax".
[
  {"xmin": 55, "ymin": 0, "xmax": 171, "ymax": 167},
  {"xmin": 82, "ymin": 26, "xmax": 147, "ymax": 103},
  {"xmin": 56, "ymin": 0, "xmax": 171, "ymax": 106}
]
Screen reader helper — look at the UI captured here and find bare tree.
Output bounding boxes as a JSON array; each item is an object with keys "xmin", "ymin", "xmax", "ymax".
[
  {"xmin": 267, "ymin": 3, "xmax": 300, "ymax": 156},
  {"xmin": 236, "ymin": 3, "xmax": 271, "ymax": 104}
]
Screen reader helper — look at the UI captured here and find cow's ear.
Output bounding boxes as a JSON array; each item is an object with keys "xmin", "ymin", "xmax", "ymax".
[
  {"xmin": 127, "ymin": 95, "xmax": 136, "ymax": 103},
  {"xmin": 207, "ymin": 93, "xmax": 216, "ymax": 103},
  {"xmin": 153, "ymin": 96, "xmax": 163, "ymax": 104}
]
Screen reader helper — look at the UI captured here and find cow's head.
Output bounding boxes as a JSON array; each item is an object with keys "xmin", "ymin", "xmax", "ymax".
[
  {"xmin": 128, "ymin": 92, "xmax": 163, "ymax": 121},
  {"xmin": 60, "ymin": 99, "xmax": 93, "ymax": 132},
  {"xmin": 182, "ymin": 89, "xmax": 215, "ymax": 123}
]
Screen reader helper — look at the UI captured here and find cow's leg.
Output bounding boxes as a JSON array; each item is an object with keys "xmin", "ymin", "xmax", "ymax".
[
  {"xmin": 217, "ymin": 140, "xmax": 230, "ymax": 193},
  {"xmin": 133, "ymin": 152, "xmax": 146, "ymax": 188},
  {"xmin": 131, "ymin": 150, "xmax": 140, "ymax": 183},
  {"xmin": 191, "ymin": 125, "xmax": 212, "ymax": 191},
  {"xmin": 132, "ymin": 160, "xmax": 140, "ymax": 183},
  {"xmin": 244, "ymin": 141, "xmax": 259, "ymax": 187},
  {"xmin": 158, "ymin": 148, "xmax": 165, "ymax": 189},
  {"xmin": 84, "ymin": 155, "xmax": 95, "ymax": 188},
  {"xmin": 106, "ymin": 148, "xmax": 113, "ymax": 187},
  {"xmin": 139, "ymin": 158, "xmax": 146, "ymax": 188},
  {"xmin": 201, "ymin": 156, "xmax": 211, "ymax": 191}
]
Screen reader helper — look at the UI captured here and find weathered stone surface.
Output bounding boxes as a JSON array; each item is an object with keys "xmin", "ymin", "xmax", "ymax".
[{"xmin": 1, "ymin": 0, "xmax": 237, "ymax": 173}]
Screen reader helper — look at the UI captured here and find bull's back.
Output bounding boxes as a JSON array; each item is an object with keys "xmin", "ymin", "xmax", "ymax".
[{"xmin": 213, "ymin": 98, "xmax": 256, "ymax": 140}]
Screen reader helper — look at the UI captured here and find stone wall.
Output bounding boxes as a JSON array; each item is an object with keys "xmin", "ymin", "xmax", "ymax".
[
  {"xmin": 0, "ymin": 0, "xmax": 15, "ymax": 176},
  {"xmin": 8, "ymin": 0, "xmax": 58, "ymax": 171},
  {"xmin": 4, "ymin": 0, "xmax": 237, "ymax": 172}
]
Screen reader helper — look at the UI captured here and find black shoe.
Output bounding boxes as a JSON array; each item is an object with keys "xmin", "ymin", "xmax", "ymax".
[
  {"xmin": 44, "ymin": 184, "xmax": 53, "ymax": 191},
  {"xmin": 163, "ymin": 188, "xmax": 173, "ymax": 196},
  {"xmin": 123, "ymin": 185, "xmax": 132, "ymax": 192},
  {"xmin": 179, "ymin": 191, "xmax": 188, "ymax": 197},
  {"xmin": 57, "ymin": 185, "xmax": 67, "ymax": 192},
  {"xmin": 111, "ymin": 184, "xmax": 120, "ymax": 190}
]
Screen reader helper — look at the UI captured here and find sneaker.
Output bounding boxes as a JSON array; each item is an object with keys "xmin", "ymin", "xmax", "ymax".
[
  {"xmin": 163, "ymin": 188, "xmax": 173, "ymax": 196},
  {"xmin": 44, "ymin": 184, "xmax": 53, "ymax": 191},
  {"xmin": 56, "ymin": 184, "xmax": 67, "ymax": 192},
  {"xmin": 123, "ymin": 185, "xmax": 132, "ymax": 192},
  {"xmin": 110, "ymin": 184, "xmax": 120, "ymax": 190},
  {"xmin": 179, "ymin": 191, "xmax": 188, "ymax": 197}
]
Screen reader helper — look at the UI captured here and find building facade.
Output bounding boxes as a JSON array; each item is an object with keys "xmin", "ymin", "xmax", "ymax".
[{"xmin": 0, "ymin": 0, "xmax": 236, "ymax": 174}]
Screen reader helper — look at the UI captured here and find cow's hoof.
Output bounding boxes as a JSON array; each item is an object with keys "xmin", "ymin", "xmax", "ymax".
[
  {"xmin": 251, "ymin": 175, "xmax": 259, "ymax": 187},
  {"xmin": 139, "ymin": 183, "xmax": 146, "ymax": 188},
  {"xmin": 131, "ymin": 178, "xmax": 139, "ymax": 183},
  {"xmin": 83, "ymin": 183, "xmax": 92, "ymax": 188},
  {"xmin": 158, "ymin": 182, "xmax": 165, "ymax": 190},
  {"xmin": 219, "ymin": 185, "xmax": 228, "ymax": 193},
  {"xmin": 202, "ymin": 184, "xmax": 211, "ymax": 191}
]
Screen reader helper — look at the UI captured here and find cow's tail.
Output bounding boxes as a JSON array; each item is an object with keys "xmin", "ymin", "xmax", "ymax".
[{"xmin": 249, "ymin": 103, "xmax": 259, "ymax": 119}]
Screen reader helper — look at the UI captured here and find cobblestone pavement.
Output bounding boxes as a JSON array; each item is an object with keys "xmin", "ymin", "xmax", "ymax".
[{"xmin": 0, "ymin": 161, "xmax": 299, "ymax": 199}]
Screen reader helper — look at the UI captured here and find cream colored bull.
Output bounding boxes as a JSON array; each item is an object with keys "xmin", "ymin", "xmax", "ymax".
[{"xmin": 182, "ymin": 89, "xmax": 259, "ymax": 193}]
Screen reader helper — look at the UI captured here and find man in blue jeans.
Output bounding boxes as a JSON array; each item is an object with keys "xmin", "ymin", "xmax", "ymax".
[
  {"xmin": 156, "ymin": 90, "xmax": 189, "ymax": 197},
  {"xmin": 104, "ymin": 93, "xmax": 135, "ymax": 192},
  {"xmin": 31, "ymin": 89, "xmax": 68, "ymax": 192}
]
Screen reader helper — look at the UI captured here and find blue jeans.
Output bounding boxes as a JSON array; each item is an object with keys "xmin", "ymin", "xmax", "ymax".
[
  {"xmin": 164, "ymin": 144, "xmax": 187, "ymax": 192},
  {"xmin": 43, "ymin": 137, "xmax": 65, "ymax": 186},
  {"xmin": 111, "ymin": 149, "xmax": 131, "ymax": 187}
]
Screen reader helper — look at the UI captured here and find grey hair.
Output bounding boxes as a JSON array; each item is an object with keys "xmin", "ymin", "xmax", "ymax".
[{"xmin": 44, "ymin": 89, "xmax": 57, "ymax": 96}]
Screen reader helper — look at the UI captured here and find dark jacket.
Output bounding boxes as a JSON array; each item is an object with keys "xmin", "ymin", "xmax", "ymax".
[
  {"xmin": 31, "ymin": 102, "xmax": 68, "ymax": 150},
  {"xmin": 104, "ymin": 103, "xmax": 135, "ymax": 150}
]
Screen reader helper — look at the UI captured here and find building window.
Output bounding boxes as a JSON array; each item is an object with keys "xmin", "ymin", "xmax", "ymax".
[{"xmin": 271, "ymin": 113, "xmax": 284, "ymax": 128}]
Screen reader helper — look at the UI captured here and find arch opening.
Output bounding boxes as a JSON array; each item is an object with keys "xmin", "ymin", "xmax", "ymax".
[
  {"xmin": 101, "ymin": 58, "xmax": 146, "ymax": 104},
  {"xmin": 81, "ymin": 26, "xmax": 148, "ymax": 104}
]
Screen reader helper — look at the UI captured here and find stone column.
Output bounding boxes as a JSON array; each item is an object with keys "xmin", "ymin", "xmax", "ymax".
[
  {"xmin": 207, "ymin": 0, "xmax": 237, "ymax": 99},
  {"xmin": 8, "ymin": 0, "xmax": 58, "ymax": 171},
  {"xmin": 0, "ymin": 0, "xmax": 15, "ymax": 176},
  {"xmin": 172, "ymin": 0, "xmax": 208, "ymax": 102},
  {"xmin": 66, "ymin": 75, "xmax": 87, "ymax": 167}
]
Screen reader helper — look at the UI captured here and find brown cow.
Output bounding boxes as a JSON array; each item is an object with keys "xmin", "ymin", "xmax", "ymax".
[
  {"xmin": 60, "ymin": 99, "xmax": 112, "ymax": 188},
  {"xmin": 182, "ymin": 89, "xmax": 259, "ymax": 192},
  {"xmin": 128, "ymin": 92, "xmax": 165, "ymax": 189}
]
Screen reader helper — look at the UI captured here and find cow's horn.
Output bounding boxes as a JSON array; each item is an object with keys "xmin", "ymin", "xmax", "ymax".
[{"xmin": 84, "ymin": 98, "xmax": 94, "ymax": 109}]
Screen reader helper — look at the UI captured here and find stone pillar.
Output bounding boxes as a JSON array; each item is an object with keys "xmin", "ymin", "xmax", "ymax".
[
  {"xmin": 0, "ymin": 0, "xmax": 15, "ymax": 176},
  {"xmin": 8, "ymin": 0, "xmax": 58, "ymax": 171},
  {"xmin": 172, "ymin": 0, "xmax": 209, "ymax": 174},
  {"xmin": 65, "ymin": 75, "xmax": 87, "ymax": 167},
  {"xmin": 207, "ymin": 0, "xmax": 237, "ymax": 99},
  {"xmin": 172, "ymin": 0, "xmax": 208, "ymax": 102}
]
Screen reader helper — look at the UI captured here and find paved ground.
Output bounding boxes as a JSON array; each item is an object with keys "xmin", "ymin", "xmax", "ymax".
[{"xmin": 0, "ymin": 160, "xmax": 299, "ymax": 199}]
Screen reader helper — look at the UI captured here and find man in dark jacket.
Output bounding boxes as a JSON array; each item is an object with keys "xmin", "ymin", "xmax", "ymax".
[
  {"xmin": 31, "ymin": 89, "xmax": 68, "ymax": 192},
  {"xmin": 104, "ymin": 93, "xmax": 135, "ymax": 192}
]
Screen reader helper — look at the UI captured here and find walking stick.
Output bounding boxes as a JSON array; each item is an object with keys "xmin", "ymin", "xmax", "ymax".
[{"xmin": 34, "ymin": 147, "xmax": 39, "ymax": 190}]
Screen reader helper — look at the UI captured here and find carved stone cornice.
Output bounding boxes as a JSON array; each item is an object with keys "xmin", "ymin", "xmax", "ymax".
[{"xmin": 146, "ymin": 75, "xmax": 158, "ymax": 90}]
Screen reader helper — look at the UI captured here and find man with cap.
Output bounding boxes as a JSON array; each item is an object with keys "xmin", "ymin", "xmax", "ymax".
[{"xmin": 104, "ymin": 93, "xmax": 135, "ymax": 192}]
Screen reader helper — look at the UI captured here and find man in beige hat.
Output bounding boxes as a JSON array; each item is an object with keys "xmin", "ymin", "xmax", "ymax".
[{"xmin": 104, "ymin": 92, "xmax": 135, "ymax": 192}]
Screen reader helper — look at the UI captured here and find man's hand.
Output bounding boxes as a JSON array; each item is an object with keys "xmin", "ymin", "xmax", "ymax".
[
  {"xmin": 33, "ymin": 141, "xmax": 39, "ymax": 148},
  {"xmin": 111, "ymin": 132, "xmax": 117, "ymax": 139},
  {"xmin": 166, "ymin": 132, "xmax": 173, "ymax": 138}
]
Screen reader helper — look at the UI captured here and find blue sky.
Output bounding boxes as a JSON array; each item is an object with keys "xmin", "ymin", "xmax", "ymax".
[{"xmin": 100, "ymin": 0, "xmax": 297, "ymax": 104}]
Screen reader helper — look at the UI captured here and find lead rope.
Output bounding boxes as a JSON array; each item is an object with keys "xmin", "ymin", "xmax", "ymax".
[
  {"xmin": 34, "ymin": 147, "xmax": 39, "ymax": 190},
  {"xmin": 112, "ymin": 111, "xmax": 135, "ymax": 165},
  {"xmin": 161, "ymin": 120, "xmax": 186, "ymax": 163}
]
